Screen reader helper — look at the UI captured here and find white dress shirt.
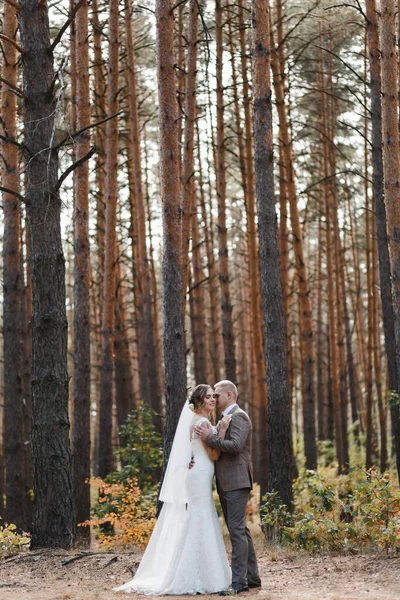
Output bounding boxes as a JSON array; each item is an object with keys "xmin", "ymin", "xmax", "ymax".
[{"xmin": 222, "ymin": 403, "xmax": 238, "ymax": 417}]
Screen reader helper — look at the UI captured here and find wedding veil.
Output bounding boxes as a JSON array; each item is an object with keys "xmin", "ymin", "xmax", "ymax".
[
  {"xmin": 159, "ymin": 400, "xmax": 193, "ymax": 504},
  {"xmin": 114, "ymin": 400, "xmax": 193, "ymax": 594}
]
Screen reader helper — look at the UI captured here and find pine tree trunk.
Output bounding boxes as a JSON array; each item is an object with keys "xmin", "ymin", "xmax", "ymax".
[
  {"xmin": 21, "ymin": 221, "xmax": 33, "ymax": 527},
  {"xmin": 216, "ymin": 0, "xmax": 236, "ymax": 382},
  {"xmin": 155, "ymin": 0, "xmax": 187, "ymax": 461},
  {"xmin": 190, "ymin": 196, "xmax": 210, "ymax": 383},
  {"xmin": 366, "ymin": 166, "xmax": 375, "ymax": 469},
  {"xmin": 381, "ymin": 0, "xmax": 400, "ymax": 449},
  {"xmin": 114, "ymin": 264, "xmax": 135, "ymax": 433},
  {"xmin": 72, "ymin": 0, "xmax": 91, "ymax": 545},
  {"xmin": 2, "ymin": 4, "xmax": 27, "ymax": 530},
  {"xmin": 270, "ymin": 25, "xmax": 317, "ymax": 470},
  {"xmin": 372, "ymin": 212, "xmax": 388, "ymax": 471},
  {"xmin": 320, "ymin": 48, "xmax": 344, "ymax": 470},
  {"xmin": 235, "ymin": 0, "xmax": 268, "ymax": 491},
  {"xmin": 99, "ymin": 0, "xmax": 119, "ymax": 478},
  {"xmin": 124, "ymin": 0, "xmax": 161, "ymax": 423},
  {"xmin": 182, "ymin": 0, "xmax": 199, "ymax": 300},
  {"xmin": 252, "ymin": 0, "xmax": 292, "ymax": 508},
  {"xmin": 196, "ymin": 120, "xmax": 221, "ymax": 383},
  {"xmin": 316, "ymin": 194, "xmax": 328, "ymax": 440},
  {"xmin": 367, "ymin": 0, "xmax": 400, "ymax": 478},
  {"xmin": 18, "ymin": 1, "xmax": 74, "ymax": 547}
]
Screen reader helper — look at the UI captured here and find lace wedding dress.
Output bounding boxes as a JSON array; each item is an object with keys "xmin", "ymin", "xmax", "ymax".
[{"xmin": 114, "ymin": 405, "xmax": 231, "ymax": 595}]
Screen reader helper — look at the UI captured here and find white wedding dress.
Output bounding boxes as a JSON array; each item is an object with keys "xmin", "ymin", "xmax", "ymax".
[{"xmin": 114, "ymin": 405, "xmax": 231, "ymax": 595}]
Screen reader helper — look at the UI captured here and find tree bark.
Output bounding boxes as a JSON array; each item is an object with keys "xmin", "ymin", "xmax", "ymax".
[
  {"xmin": 252, "ymin": 0, "xmax": 292, "ymax": 509},
  {"xmin": 18, "ymin": 0, "xmax": 74, "ymax": 547},
  {"xmin": 155, "ymin": 0, "xmax": 187, "ymax": 462},
  {"xmin": 114, "ymin": 263, "xmax": 135, "ymax": 434},
  {"xmin": 72, "ymin": 0, "xmax": 91, "ymax": 545},
  {"xmin": 124, "ymin": 0, "xmax": 161, "ymax": 424},
  {"xmin": 196, "ymin": 119, "xmax": 221, "ymax": 383},
  {"xmin": 381, "ymin": 0, "xmax": 400, "ymax": 415},
  {"xmin": 190, "ymin": 194, "xmax": 210, "ymax": 384},
  {"xmin": 235, "ymin": 0, "xmax": 268, "ymax": 491},
  {"xmin": 181, "ymin": 0, "xmax": 199, "ymax": 301},
  {"xmin": 270, "ymin": 23, "xmax": 317, "ymax": 470},
  {"xmin": 1, "ymin": 3, "xmax": 27, "ymax": 530},
  {"xmin": 366, "ymin": 0, "xmax": 400, "ymax": 478},
  {"xmin": 216, "ymin": 0, "xmax": 236, "ymax": 382},
  {"xmin": 99, "ymin": 0, "xmax": 119, "ymax": 478}
]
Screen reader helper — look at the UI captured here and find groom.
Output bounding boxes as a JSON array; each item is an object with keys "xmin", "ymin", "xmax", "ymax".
[{"xmin": 195, "ymin": 380, "xmax": 261, "ymax": 595}]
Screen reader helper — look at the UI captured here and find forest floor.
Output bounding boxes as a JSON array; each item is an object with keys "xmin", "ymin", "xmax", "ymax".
[{"xmin": 1, "ymin": 546, "xmax": 400, "ymax": 600}]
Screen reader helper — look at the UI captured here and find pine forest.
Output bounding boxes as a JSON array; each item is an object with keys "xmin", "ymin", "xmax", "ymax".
[{"xmin": 1, "ymin": 1, "xmax": 400, "ymax": 596}]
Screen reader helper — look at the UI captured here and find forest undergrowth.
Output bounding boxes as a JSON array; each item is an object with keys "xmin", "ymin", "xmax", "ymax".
[{"xmin": 1, "ymin": 406, "xmax": 399, "ymax": 561}]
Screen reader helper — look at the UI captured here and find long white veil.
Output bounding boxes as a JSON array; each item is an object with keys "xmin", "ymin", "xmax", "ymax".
[{"xmin": 114, "ymin": 400, "xmax": 193, "ymax": 594}]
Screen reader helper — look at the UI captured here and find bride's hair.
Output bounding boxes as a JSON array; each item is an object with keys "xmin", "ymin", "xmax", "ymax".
[{"xmin": 189, "ymin": 384, "xmax": 211, "ymax": 412}]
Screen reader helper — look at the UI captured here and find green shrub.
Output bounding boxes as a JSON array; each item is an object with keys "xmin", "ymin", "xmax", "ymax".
[
  {"xmin": 261, "ymin": 466, "xmax": 400, "ymax": 553},
  {"xmin": 86, "ymin": 402, "xmax": 162, "ymax": 549},
  {"xmin": 113, "ymin": 401, "xmax": 163, "ymax": 493}
]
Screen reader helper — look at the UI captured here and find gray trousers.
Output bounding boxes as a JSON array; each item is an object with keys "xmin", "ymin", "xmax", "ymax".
[{"xmin": 218, "ymin": 485, "xmax": 261, "ymax": 587}]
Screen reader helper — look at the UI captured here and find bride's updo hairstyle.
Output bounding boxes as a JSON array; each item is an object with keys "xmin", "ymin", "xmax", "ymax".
[{"xmin": 188, "ymin": 384, "xmax": 210, "ymax": 412}]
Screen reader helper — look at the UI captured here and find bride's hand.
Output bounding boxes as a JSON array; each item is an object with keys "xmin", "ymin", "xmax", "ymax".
[{"xmin": 219, "ymin": 414, "xmax": 232, "ymax": 433}]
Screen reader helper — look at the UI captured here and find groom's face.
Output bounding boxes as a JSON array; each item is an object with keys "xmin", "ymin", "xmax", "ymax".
[{"xmin": 213, "ymin": 385, "xmax": 230, "ymax": 411}]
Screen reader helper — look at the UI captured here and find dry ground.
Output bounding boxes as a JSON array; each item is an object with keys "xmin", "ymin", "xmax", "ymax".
[{"xmin": 1, "ymin": 548, "xmax": 400, "ymax": 600}]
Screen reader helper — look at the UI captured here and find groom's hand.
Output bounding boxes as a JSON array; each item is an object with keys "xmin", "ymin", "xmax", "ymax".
[{"xmin": 194, "ymin": 421, "xmax": 212, "ymax": 440}]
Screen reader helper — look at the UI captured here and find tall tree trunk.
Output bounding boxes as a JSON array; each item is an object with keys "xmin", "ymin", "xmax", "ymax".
[
  {"xmin": 372, "ymin": 211, "xmax": 388, "ymax": 471},
  {"xmin": 114, "ymin": 264, "xmax": 135, "ymax": 434},
  {"xmin": 328, "ymin": 80, "xmax": 350, "ymax": 471},
  {"xmin": 365, "ymin": 156, "xmax": 375, "ymax": 469},
  {"xmin": 316, "ymin": 192, "xmax": 328, "ymax": 441},
  {"xmin": 155, "ymin": 0, "xmax": 187, "ymax": 462},
  {"xmin": 252, "ymin": 0, "xmax": 292, "ymax": 508},
  {"xmin": 73, "ymin": 0, "xmax": 91, "ymax": 545},
  {"xmin": 18, "ymin": 1, "xmax": 74, "ymax": 547},
  {"xmin": 320, "ymin": 44, "xmax": 344, "ymax": 470},
  {"xmin": 99, "ymin": 0, "xmax": 119, "ymax": 478},
  {"xmin": 1, "ymin": 4, "xmax": 27, "ymax": 530},
  {"xmin": 270, "ymin": 24, "xmax": 317, "ymax": 469},
  {"xmin": 190, "ymin": 196, "xmax": 210, "ymax": 383},
  {"xmin": 21, "ymin": 219, "xmax": 33, "ymax": 527},
  {"xmin": 380, "ymin": 0, "xmax": 400, "ymax": 455},
  {"xmin": 235, "ymin": 0, "xmax": 268, "ymax": 491},
  {"xmin": 196, "ymin": 120, "xmax": 221, "ymax": 383},
  {"xmin": 124, "ymin": 0, "xmax": 161, "ymax": 423},
  {"xmin": 366, "ymin": 0, "xmax": 400, "ymax": 478},
  {"xmin": 181, "ymin": 0, "xmax": 199, "ymax": 301},
  {"xmin": 143, "ymin": 128, "xmax": 163, "ymax": 393},
  {"xmin": 91, "ymin": 0, "xmax": 106, "ymax": 476},
  {"xmin": 216, "ymin": 0, "xmax": 236, "ymax": 382}
]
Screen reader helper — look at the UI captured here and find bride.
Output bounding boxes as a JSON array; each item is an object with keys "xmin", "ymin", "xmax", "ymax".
[{"xmin": 114, "ymin": 384, "xmax": 232, "ymax": 595}]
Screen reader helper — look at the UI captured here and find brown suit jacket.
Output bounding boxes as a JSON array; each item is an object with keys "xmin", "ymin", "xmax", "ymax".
[{"xmin": 206, "ymin": 405, "xmax": 253, "ymax": 492}]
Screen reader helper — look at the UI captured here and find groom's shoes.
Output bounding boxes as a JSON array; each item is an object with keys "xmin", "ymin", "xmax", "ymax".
[
  {"xmin": 219, "ymin": 584, "xmax": 249, "ymax": 595},
  {"xmin": 248, "ymin": 582, "xmax": 262, "ymax": 589}
]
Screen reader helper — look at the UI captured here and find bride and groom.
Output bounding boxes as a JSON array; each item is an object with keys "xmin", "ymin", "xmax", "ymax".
[{"xmin": 114, "ymin": 380, "xmax": 261, "ymax": 595}]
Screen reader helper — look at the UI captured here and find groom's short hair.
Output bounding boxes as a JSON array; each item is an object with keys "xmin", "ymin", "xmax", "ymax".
[{"xmin": 218, "ymin": 380, "xmax": 238, "ymax": 399}]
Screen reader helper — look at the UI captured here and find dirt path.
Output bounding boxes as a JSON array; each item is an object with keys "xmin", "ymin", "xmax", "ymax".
[{"xmin": 1, "ymin": 549, "xmax": 399, "ymax": 600}]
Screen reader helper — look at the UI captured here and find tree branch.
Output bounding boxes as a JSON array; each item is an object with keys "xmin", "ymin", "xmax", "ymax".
[
  {"xmin": 0, "ymin": 76, "xmax": 24, "ymax": 98},
  {"xmin": 54, "ymin": 111, "xmax": 122, "ymax": 151},
  {"xmin": 3, "ymin": 0, "xmax": 20, "ymax": 11},
  {"xmin": 170, "ymin": 0, "xmax": 188, "ymax": 12},
  {"xmin": 55, "ymin": 146, "xmax": 97, "ymax": 192},
  {"xmin": 0, "ymin": 33, "xmax": 24, "ymax": 54},
  {"xmin": 0, "ymin": 132, "xmax": 30, "ymax": 155},
  {"xmin": 0, "ymin": 186, "xmax": 26, "ymax": 204},
  {"xmin": 50, "ymin": 0, "xmax": 87, "ymax": 53}
]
